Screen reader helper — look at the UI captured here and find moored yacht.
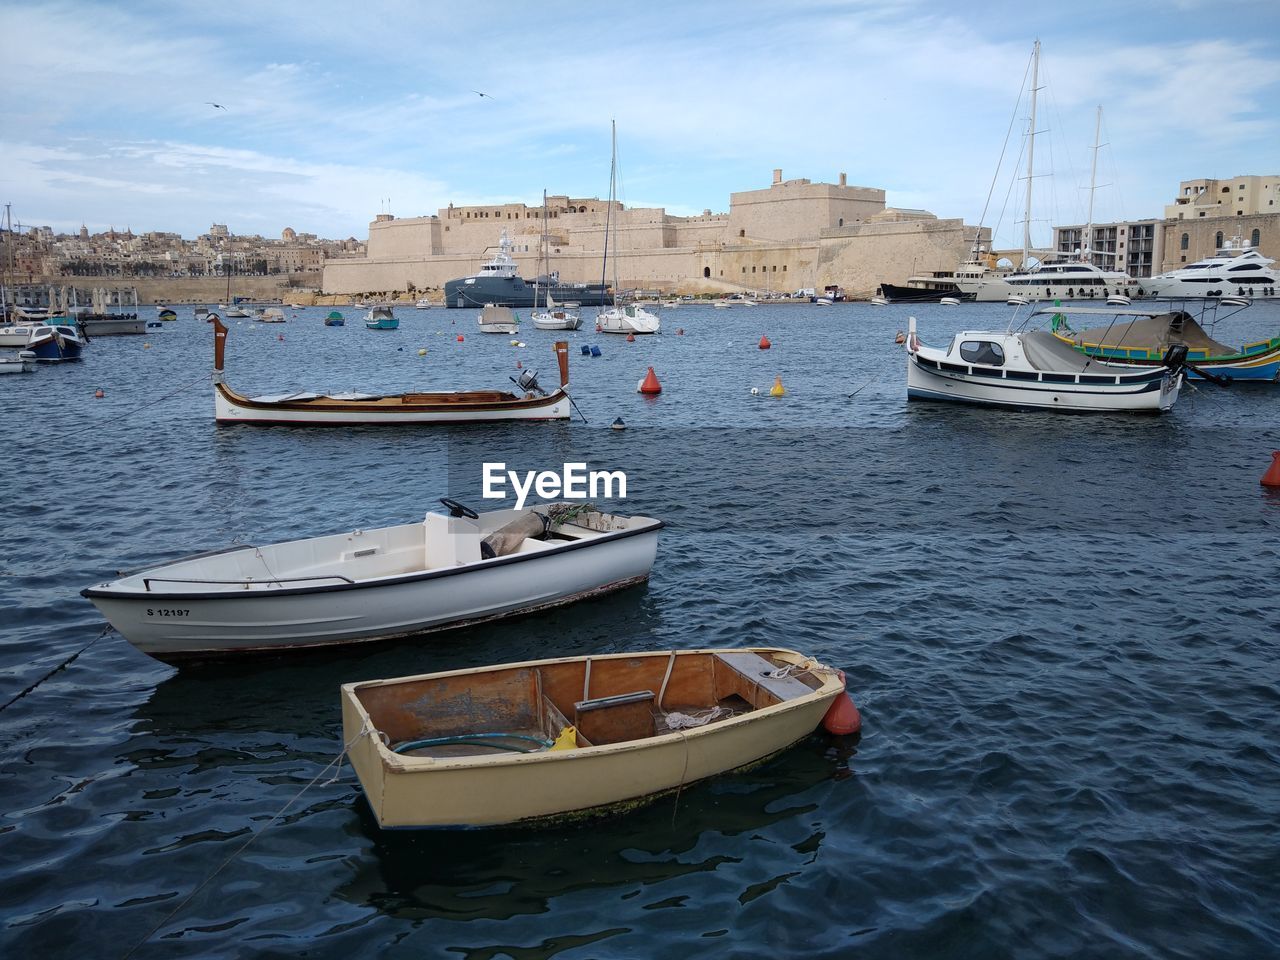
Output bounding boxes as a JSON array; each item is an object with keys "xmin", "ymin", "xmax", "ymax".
[
  {"xmin": 444, "ymin": 230, "xmax": 611, "ymax": 309},
  {"xmin": 1143, "ymin": 237, "xmax": 1279, "ymax": 300},
  {"xmin": 954, "ymin": 259, "xmax": 1138, "ymax": 303}
]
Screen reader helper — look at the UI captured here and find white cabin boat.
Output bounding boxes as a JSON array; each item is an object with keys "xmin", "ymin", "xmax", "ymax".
[
  {"xmin": 341, "ymin": 647, "xmax": 846, "ymax": 828},
  {"xmin": 905, "ymin": 316, "xmax": 1186, "ymax": 413},
  {"xmin": 478, "ymin": 304, "xmax": 519, "ymax": 334},
  {"xmin": 597, "ymin": 303, "xmax": 660, "ymax": 334},
  {"xmin": 83, "ymin": 500, "xmax": 662, "ymax": 662}
]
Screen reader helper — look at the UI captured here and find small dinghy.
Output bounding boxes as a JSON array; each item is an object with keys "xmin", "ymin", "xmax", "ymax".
[
  {"xmin": 939, "ymin": 296, "xmax": 961, "ymax": 306},
  {"xmin": 341, "ymin": 646, "xmax": 851, "ymax": 828},
  {"xmin": 324, "ymin": 310, "xmax": 346, "ymax": 326},
  {"xmin": 82, "ymin": 499, "xmax": 662, "ymax": 662},
  {"xmin": 870, "ymin": 296, "xmax": 889, "ymax": 306}
]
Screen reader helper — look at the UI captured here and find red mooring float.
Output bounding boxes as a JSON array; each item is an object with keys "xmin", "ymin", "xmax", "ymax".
[
  {"xmin": 638, "ymin": 367, "xmax": 662, "ymax": 394},
  {"xmin": 1261, "ymin": 451, "xmax": 1280, "ymax": 487},
  {"xmin": 759, "ymin": 335, "xmax": 771, "ymax": 349},
  {"xmin": 822, "ymin": 670, "xmax": 862, "ymax": 735}
]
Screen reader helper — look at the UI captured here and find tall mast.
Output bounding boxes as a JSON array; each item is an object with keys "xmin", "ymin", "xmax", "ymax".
[
  {"xmin": 1083, "ymin": 104, "xmax": 1102, "ymax": 266},
  {"xmin": 611, "ymin": 121, "xmax": 619, "ymax": 304},
  {"xmin": 1021, "ymin": 39, "xmax": 1040, "ymax": 268},
  {"xmin": 600, "ymin": 121, "xmax": 615, "ymax": 304}
]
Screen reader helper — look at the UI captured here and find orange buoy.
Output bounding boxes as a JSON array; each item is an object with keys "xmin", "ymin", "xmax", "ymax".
[
  {"xmin": 638, "ymin": 366, "xmax": 662, "ymax": 394},
  {"xmin": 1262, "ymin": 451, "xmax": 1280, "ymax": 487},
  {"xmin": 456, "ymin": 334, "xmax": 464, "ymax": 342},
  {"xmin": 758, "ymin": 335, "xmax": 771, "ymax": 350},
  {"xmin": 94, "ymin": 388, "xmax": 104, "ymax": 399},
  {"xmin": 894, "ymin": 330, "xmax": 906, "ymax": 344},
  {"xmin": 822, "ymin": 671, "xmax": 862, "ymax": 735},
  {"xmin": 515, "ymin": 360, "xmax": 523, "ymax": 369},
  {"xmin": 595, "ymin": 323, "xmax": 603, "ymax": 333},
  {"xmin": 626, "ymin": 333, "xmax": 636, "ymax": 342}
]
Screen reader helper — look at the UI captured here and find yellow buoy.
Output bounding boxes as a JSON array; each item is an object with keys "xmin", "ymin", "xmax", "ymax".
[
  {"xmin": 549, "ymin": 726, "xmax": 579, "ymax": 751},
  {"xmin": 769, "ymin": 376, "xmax": 785, "ymax": 397},
  {"xmin": 417, "ymin": 348, "xmax": 427, "ymax": 356}
]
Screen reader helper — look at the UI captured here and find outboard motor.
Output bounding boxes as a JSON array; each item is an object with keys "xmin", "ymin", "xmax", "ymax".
[
  {"xmin": 1162, "ymin": 344, "xmax": 1188, "ymax": 371},
  {"xmin": 512, "ymin": 368, "xmax": 544, "ymax": 395}
]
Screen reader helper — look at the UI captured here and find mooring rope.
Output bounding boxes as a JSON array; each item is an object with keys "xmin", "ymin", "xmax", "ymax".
[
  {"xmin": 0, "ymin": 624, "xmax": 114, "ymax": 714},
  {"xmin": 121, "ymin": 719, "xmax": 368, "ymax": 959},
  {"xmin": 59, "ymin": 371, "xmax": 212, "ymax": 439}
]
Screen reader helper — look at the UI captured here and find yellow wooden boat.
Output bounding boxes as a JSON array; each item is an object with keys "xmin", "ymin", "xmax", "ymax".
[{"xmin": 341, "ymin": 647, "xmax": 848, "ymax": 828}]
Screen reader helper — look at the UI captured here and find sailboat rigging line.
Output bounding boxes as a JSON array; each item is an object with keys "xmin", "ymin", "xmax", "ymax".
[
  {"xmin": 974, "ymin": 47, "xmax": 1035, "ymax": 257},
  {"xmin": 0, "ymin": 625, "xmax": 114, "ymax": 714}
]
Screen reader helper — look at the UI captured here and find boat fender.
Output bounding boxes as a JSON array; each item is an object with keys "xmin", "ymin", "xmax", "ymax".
[
  {"xmin": 549, "ymin": 726, "xmax": 579, "ymax": 751},
  {"xmin": 822, "ymin": 671, "xmax": 862, "ymax": 735}
]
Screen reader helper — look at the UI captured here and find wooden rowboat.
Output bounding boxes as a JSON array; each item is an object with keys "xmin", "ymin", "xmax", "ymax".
[
  {"xmin": 207, "ymin": 315, "xmax": 571, "ymax": 424},
  {"xmin": 341, "ymin": 646, "xmax": 849, "ymax": 828},
  {"xmin": 82, "ymin": 500, "xmax": 661, "ymax": 662}
]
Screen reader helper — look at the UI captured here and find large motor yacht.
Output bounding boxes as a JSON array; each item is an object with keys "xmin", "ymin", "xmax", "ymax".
[
  {"xmin": 444, "ymin": 230, "xmax": 611, "ymax": 309},
  {"xmin": 954, "ymin": 258, "xmax": 1138, "ymax": 303},
  {"xmin": 1143, "ymin": 238, "xmax": 1278, "ymax": 300}
]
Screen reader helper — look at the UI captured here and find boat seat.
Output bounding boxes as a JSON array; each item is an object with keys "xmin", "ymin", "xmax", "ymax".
[
  {"xmin": 574, "ymin": 690, "xmax": 655, "ymax": 745},
  {"xmin": 423, "ymin": 512, "xmax": 481, "ymax": 568},
  {"xmin": 715, "ymin": 651, "xmax": 814, "ymax": 703}
]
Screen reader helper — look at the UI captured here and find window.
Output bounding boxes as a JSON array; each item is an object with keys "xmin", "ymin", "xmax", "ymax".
[
  {"xmin": 1216, "ymin": 231, "xmax": 1224, "ymax": 248},
  {"xmin": 960, "ymin": 340, "xmax": 1005, "ymax": 366},
  {"xmin": 1221, "ymin": 186, "xmax": 1231, "ymax": 193},
  {"xmin": 703, "ymin": 267, "xmax": 710, "ymax": 278},
  {"xmin": 1180, "ymin": 233, "xmax": 1189, "ymax": 251},
  {"xmin": 1252, "ymin": 229, "xmax": 1261, "ymax": 247}
]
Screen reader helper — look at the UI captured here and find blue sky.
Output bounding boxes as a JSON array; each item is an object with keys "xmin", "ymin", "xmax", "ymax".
[{"xmin": 2, "ymin": 0, "xmax": 1278, "ymax": 251}]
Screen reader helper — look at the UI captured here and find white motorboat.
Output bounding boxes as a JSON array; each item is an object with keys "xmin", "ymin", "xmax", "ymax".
[
  {"xmin": 342, "ymin": 647, "xmax": 850, "ymax": 828},
  {"xmin": 0, "ymin": 350, "xmax": 36, "ymax": 374},
  {"xmin": 82, "ymin": 500, "xmax": 663, "ymax": 662},
  {"xmin": 0, "ymin": 323, "xmax": 42, "ymax": 347},
  {"xmin": 224, "ymin": 306, "xmax": 251, "ymax": 318},
  {"xmin": 940, "ymin": 297, "xmax": 961, "ymax": 306},
  {"xmin": 257, "ymin": 307, "xmax": 287, "ymax": 323},
  {"xmin": 478, "ymin": 304, "xmax": 519, "ymax": 333},
  {"xmin": 904, "ymin": 315, "xmax": 1187, "ymax": 413},
  {"xmin": 25, "ymin": 324, "xmax": 86, "ymax": 361},
  {"xmin": 1143, "ymin": 237, "xmax": 1279, "ymax": 300},
  {"xmin": 415, "ymin": 298, "xmax": 433, "ymax": 309}
]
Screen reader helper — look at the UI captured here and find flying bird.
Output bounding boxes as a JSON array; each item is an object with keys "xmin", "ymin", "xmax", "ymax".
[
  {"xmin": 206, "ymin": 102, "xmax": 227, "ymax": 110},
  {"xmin": 472, "ymin": 90, "xmax": 494, "ymax": 100}
]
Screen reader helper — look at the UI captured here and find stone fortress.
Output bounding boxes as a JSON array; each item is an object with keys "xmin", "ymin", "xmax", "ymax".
[{"xmin": 321, "ymin": 169, "xmax": 988, "ymax": 298}]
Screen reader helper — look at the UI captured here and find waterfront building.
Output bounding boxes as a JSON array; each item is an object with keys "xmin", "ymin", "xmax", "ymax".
[
  {"xmin": 1164, "ymin": 175, "xmax": 1279, "ymax": 220},
  {"xmin": 1051, "ymin": 220, "xmax": 1164, "ymax": 278},
  {"xmin": 321, "ymin": 170, "xmax": 987, "ymax": 298}
]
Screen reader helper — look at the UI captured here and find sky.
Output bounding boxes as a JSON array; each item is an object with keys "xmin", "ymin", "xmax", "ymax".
[{"xmin": 2, "ymin": 0, "xmax": 1278, "ymax": 253}]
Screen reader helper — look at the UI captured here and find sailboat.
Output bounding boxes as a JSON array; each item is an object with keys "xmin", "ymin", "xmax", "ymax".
[
  {"xmin": 596, "ymin": 122, "xmax": 660, "ymax": 335},
  {"xmin": 953, "ymin": 44, "xmax": 1135, "ymax": 304},
  {"xmin": 220, "ymin": 263, "xmax": 250, "ymax": 317},
  {"xmin": 531, "ymin": 190, "xmax": 583, "ymax": 330}
]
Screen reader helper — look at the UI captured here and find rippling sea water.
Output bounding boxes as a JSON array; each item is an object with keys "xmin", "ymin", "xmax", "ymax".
[{"xmin": 1, "ymin": 301, "xmax": 1278, "ymax": 958}]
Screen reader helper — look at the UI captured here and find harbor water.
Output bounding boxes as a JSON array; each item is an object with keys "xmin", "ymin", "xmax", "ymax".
[{"xmin": 1, "ymin": 301, "xmax": 1278, "ymax": 958}]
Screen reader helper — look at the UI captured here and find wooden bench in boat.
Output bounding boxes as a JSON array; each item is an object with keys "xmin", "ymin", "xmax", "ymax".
[
  {"xmin": 573, "ymin": 690, "xmax": 655, "ymax": 745},
  {"xmin": 400, "ymin": 391, "xmax": 516, "ymax": 404},
  {"xmin": 713, "ymin": 650, "xmax": 815, "ymax": 704}
]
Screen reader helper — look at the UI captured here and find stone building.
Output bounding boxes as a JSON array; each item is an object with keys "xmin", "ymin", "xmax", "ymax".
[
  {"xmin": 321, "ymin": 170, "xmax": 985, "ymax": 298},
  {"xmin": 1164, "ymin": 175, "xmax": 1279, "ymax": 220},
  {"xmin": 1161, "ymin": 214, "xmax": 1280, "ymax": 272}
]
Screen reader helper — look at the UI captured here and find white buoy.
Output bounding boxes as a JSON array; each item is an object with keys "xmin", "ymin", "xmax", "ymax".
[{"xmin": 750, "ymin": 387, "xmax": 759, "ymax": 395}]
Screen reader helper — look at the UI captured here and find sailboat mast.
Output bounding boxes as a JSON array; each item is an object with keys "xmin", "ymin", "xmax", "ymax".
[
  {"xmin": 600, "ymin": 122, "xmax": 615, "ymax": 304},
  {"xmin": 1083, "ymin": 104, "xmax": 1102, "ymax": 266},
  {"xmin": 1021, "ymin": 39, "xmax": 1040, "ymax": 268}
]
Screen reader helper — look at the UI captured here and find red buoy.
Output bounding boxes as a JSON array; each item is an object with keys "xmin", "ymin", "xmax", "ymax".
[
  {"xmin": 626, "ymin": 332, "xmax": 636, "ymax": 342},
  {"xmin": 676, "ymin": 328, "xmax": 684, "ymax": 336},
  {"xmin": 456, "ymin": 334, "xmax": 464, "ymax": 342},
  {"xmin": 1262, "ymin": 451, "xmax": 1280, "ymax": 487},
  {"xmin": 94, "ymin": 388, "xmax": 104, "ymax": 399},
  {"xmin": 758, "ymin": 335, "xmax": 771, "ymax": 350},
  {"xmin": 638, "ymin": 366, "xmax": 662, "ymax": 395},
  {"xmin": 515, "ymin": 360, "xmax": 523, "ymax": 369},
  {"xmin": 822, "ymin": 671, "xmax": 862, "ymax": 735},
  {"xmin": 277, "ymin": 334, "xmax": 284, "ymax": 341}
]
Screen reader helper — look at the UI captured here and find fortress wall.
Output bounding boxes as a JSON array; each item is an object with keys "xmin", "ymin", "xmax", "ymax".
[{"xmin": 814, "ymin": 218, "xmax": 979, "ymax": 297}]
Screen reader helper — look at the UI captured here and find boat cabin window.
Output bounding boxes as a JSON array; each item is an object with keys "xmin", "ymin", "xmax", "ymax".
[{"xmin": 959, "ymin": 340, "xmax": 1005, "ymax": 366}]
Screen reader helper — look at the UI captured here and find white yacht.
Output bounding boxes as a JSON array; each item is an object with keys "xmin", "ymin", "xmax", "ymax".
[
  {"xmin": 955, "ymin": 259, "xmax": 1138, "ymax": 303},
  {"xmin": 1143, "ymin": 238, "xmax": 1278, "ymax": 300}
]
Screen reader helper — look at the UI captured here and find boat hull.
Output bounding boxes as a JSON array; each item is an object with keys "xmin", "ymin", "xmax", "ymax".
[
  {"xmin": 446, "ymin": 276, "xmax": 611, "ymax": 309},
  {"xmin": 341, "ymin": 648, "xmax": 842, "ymax": 828},
  {"xmin": 212, "ymin": 379, "xmax": 571, "ymax": 424},
  {"xmin": 84, "ymin": 524, "xmax": 660, "ymax": 660},
  {"xmin": 877, "ymin": 283, "xmax": 971, "ymax": 303},
  {"xmin": 79, "ymin": 316, "xmax": 147, "ymax": 336},
  {"xmin": 1056, "ymin": 332, "xmax": 1280, "ymax": 382},
  {"xmin": 907, "ymin": 353, "xmax": 1179, "ymax": 412}
]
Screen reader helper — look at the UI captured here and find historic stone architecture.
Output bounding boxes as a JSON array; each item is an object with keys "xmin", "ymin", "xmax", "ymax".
[{"xmin": 321, "ymin": 170, "xmax": 985, "ymax": 299}]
